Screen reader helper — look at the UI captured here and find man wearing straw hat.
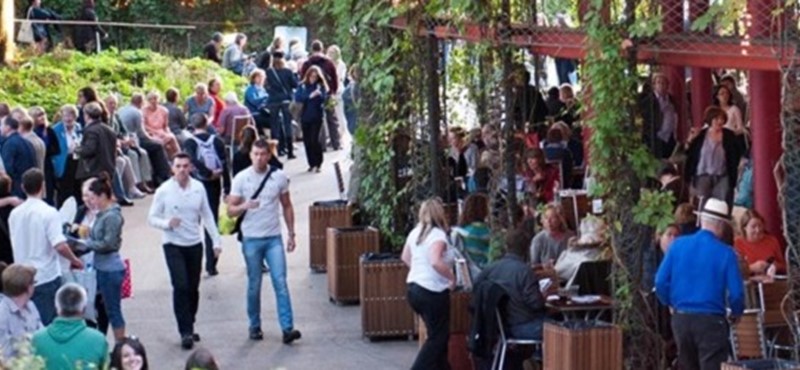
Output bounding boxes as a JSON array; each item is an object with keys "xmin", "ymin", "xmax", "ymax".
[{"xmin": 655, "ymin": 198, "xmax": 744, "ymax": 370}]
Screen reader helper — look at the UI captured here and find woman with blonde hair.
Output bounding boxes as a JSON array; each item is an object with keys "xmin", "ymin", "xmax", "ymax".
[
  {"xmin": 294, "ymin": 66, "xmax": 330, "ymax": 173},
  {"xmin": 401, "ymin": 198, "xmax": 455, "ymax": 370},
  {"xmin": 142, "ymin": 91, "xmax": 179, "ymax": 158},
  {"xmin": 327, "ymin": 45, "xmax": 348, "ymax": 142},
  {"xmin": 530, "ymin": 203, "xmax": 574, "ymax": 266}
]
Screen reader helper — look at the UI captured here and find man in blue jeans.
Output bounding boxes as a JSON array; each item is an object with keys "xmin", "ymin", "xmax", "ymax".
[{"xmin": 227, "ymin": 138, "xmax": 301, "ymax": 343}]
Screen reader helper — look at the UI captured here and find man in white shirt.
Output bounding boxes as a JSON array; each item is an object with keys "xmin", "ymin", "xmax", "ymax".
[
  {"xmin": 148, "ymin": 153, "xmax": 221, "ymax": 350},
  {"xmin": 9, "ymin": 168, "xmax": 83, "ymax": 325},
  {"xmin": 227, "ymin": 138, "xmax": 301, "ymax": 344}
]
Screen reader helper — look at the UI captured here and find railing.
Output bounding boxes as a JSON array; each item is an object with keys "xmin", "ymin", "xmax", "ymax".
[{"xmin": 13, "ymin": 19, "xmax": 198, "ymax": 57}]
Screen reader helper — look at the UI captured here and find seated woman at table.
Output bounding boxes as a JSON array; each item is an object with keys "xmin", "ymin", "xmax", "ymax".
[
  {"xmin": 523, "ymin": 148, "xmax": 560, "ymax": 204},
  {"xmin": 452, "ymin": 193, "xmax": 491, "ymax": 271},
  {"xmin": 734, "ymin": 209, "xmax": 786, "ymax": 275},
  {"xmin": 530, "ymin": 204, "xmax": 574, "ymax": 267}
]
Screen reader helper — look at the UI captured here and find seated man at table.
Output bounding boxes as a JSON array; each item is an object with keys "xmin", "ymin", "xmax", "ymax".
[{"xmin": 475, "ymin": 229, "xmax": 547, "ymax": 340}]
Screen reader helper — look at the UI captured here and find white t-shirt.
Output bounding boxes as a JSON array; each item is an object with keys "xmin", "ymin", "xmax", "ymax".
[
  {"xmin": 405, "ymin": 225, "xmax": 454, "ymax": 293},
  {"xmin": 9, "ymin": 198, "xmax": 67, "ymax": 286},
  {"xmin": 231, "ymin": 166, "xmax": 290, "ymax": 239}
]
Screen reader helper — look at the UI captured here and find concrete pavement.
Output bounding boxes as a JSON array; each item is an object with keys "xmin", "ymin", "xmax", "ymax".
[{"xmin": 118, "ymin": 147, "xmax": 418, "ymax": 369}]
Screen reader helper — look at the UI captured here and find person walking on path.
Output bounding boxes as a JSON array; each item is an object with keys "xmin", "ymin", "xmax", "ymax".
[
  {"xmin": 147, "ymin": 153, "xmax": 222, "ymax": 350},
  {"xmin": 300, "ymin": 40, "xmax": 341, "ymax": 151},
  {"xmin": 294, "ymin": 66, "xmax": 329, "ymax": 173},
  {"xmin": 9, "ymin": 169, "xmax": 83, "ymax": 325},
  {"xmin": 227, "ymin": 138, "xmax": 301, "ymax": 344},
  {"xmin": 183, "ymin": 113, "xmax": 229, "ymax": 276},
  {"xmin": 655, "ymin": 197, "xmax": 745, "ymax": 370}
]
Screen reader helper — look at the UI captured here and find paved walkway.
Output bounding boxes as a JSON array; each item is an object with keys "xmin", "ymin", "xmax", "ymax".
[{"xmin": 118, "ymin": 147, "xmax": 418, "ymax": 369}]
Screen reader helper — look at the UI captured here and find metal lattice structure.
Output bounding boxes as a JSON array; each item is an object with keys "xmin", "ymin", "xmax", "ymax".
[{"xmin": 371, "ymin": 0, "xmax": 800, "ymax": 368}]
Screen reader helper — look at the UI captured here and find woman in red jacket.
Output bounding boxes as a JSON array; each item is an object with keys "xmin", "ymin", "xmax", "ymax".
[{"xmin": 734, "ymin": 209, "xmax": 786, "ymax": 275}]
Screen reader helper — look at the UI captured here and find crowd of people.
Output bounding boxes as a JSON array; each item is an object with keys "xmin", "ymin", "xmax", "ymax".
[
  {"xmin": 0, "ymin": 29, "xmax": 367, "ymax": 368},
  {"xmin": 402, "ymin": 68, "xmax": 782, "ymax": 369}
]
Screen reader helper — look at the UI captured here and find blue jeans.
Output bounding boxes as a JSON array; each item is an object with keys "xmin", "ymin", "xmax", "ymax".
[
  {"xmin": 33, "ymin": 277, "xmax": 62, "ymax": 326},
  {"xmin": 509, "ymin": 318, "xmax": 545, "ymax": 341},
  {"xmin": 96, "ymin": 269, "xmax": 125, "ymax": 329},
  {"xmin": 241, "ymin": 236, "xmax": 294, "ymax": 331}
]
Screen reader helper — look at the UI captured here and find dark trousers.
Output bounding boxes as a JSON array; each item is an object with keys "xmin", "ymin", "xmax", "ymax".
[
  {"xmin": 163, "ymin": 243, "xmax": 203, "ymax": 336},
  {"xmin": 253, "ymin": 114, "xmax": 271, "ymax": 138},
  {"xmin": 56, "ymin": 156, "xmax": 80, "ymax": 207},
  {"xmin": 672, "ymin": 313, "xmax": 730, "ymax": 370},
  {"xmin": 201, "ymin": 179, "xmax": 221, "ymax": 273},
  {"xmin": 407, "ymin": 283, "xmax": 451, "ymax": 370},
  {"xmin": 301, "ymin": 121, "xmax": 324, "ymax": 168},
  {"xmin": 33, "ymin": 277, "xmax": 62, "ymax": 326},
  {"xmin": 140, "ymin": 138, "xmax": 171, "ymax": 184},
  {"xmin": 324, "ymin": 106, "xmax": 340, "ymax": 150},
  {"xmin": 268, "ymin": 102, "xmax": 293, "ymax": 156}
]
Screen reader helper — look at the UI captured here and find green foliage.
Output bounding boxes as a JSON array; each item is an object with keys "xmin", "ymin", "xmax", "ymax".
[
  {"xmin": 690, "ymin": 0, "xmax": 746, "ymax": 34},
  {"xmin": 632, "ymin": 189, "xmax": 676, "ymax": 232},
  {"xmin": 0, "ymin": 48, "xmax": 246, "ymax": 118}
]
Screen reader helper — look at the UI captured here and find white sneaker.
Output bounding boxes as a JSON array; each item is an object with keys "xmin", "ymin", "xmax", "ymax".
[{"xmin": 128, "ymin": 188, "xmax": 146, "ymax": 199}]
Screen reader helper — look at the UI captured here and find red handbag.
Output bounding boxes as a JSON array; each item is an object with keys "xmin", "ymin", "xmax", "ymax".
[{"xmin": 121, "ymin": 259, "xmax": 133, "ymax": 299}]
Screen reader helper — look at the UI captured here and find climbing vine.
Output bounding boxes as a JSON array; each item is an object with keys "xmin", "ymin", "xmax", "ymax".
[{"xmin": 583, "ymin": 0, "xmax": 673, "ymax": 368}]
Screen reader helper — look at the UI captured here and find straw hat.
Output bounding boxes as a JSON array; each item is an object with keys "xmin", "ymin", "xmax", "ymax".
[{"xmin": 695, "ymin": 198, "xmax": 732, "ymax": 223}]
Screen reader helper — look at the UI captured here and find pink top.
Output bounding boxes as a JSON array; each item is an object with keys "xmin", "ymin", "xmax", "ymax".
[{"xmin": 143, "ymin": 105, "xmax": 170, "ymax": 135}]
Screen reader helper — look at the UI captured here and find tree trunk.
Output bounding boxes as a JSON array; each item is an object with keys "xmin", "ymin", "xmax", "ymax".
[{"xmin": 0, "ymin": 0, "xmax": 13, "ymax": 64}]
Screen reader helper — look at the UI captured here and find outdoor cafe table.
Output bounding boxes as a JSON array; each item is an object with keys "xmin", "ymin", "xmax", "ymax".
[{"xmin": 546, "ymin": 295, "xmax": 614, "ymax": 322}]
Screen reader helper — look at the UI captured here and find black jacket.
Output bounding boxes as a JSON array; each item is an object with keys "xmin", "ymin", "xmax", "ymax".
[
  {"xmin": 684, "ymin": 127, "xmax": 745, "ymax": 190},
  {"xmin": 73, "ymin": 6, "xmax": 105, "ymax": 53},
  {"xmin": 75, "ymin": 121, "xmax": 117, "ymax": 180},
  {"xmin": 468, "ymin": 279, "xmax": 507, "ymax": 359},
  {"xmin": 475, "ymin": 254, "xmax": 546, "ymax": 326},
  {"xmin": 265, "ymin": 67, "xmax": 299, "ymax": 104}
]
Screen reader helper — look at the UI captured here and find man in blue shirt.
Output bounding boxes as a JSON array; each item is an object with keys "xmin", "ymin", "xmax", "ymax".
[
  {"xmin": 656, "ymin": 198, "xmax": 744, "ymax": 370},
  {"xmin": 0, "ymin": 117, "xmax": 37, "ymax": 198}
]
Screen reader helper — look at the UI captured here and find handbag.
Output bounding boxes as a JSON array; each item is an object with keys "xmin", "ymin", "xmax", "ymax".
[
  {"xmin": 121, "ymin": 259, "xmax": 133, "ymax": 299},
  {"xmin": 289, "ymin": 101, "xmax": 304, "ymax": 122},
  {"xmin": 16, "ymin": 8, "xmax": 35, "ymax": 44},
  {"xmin": 232, "ymin": 165, "xmax": 277, "ymax": 242}
]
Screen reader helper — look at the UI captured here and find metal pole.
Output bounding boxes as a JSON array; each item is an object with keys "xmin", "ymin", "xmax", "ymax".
[
  {"xmin": 501, "ymin": 0, "xmax": 517, "ymax": 225},
  {"xmin": 426, "ymin": 26, "xmax": 443, "ymax": 198}
]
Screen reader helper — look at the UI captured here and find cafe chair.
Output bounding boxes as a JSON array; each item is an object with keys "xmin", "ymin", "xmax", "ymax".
[
  {"xmin": 492, "ymin": 309, "xmax": 542, "ymax": 370},
  {"xmin": 729, "ymin": 309, "xmax": 768, "ymax": 361},
  {"xmin": 757, "ymin": 280, "xmax": 792, "ymax": 357}
]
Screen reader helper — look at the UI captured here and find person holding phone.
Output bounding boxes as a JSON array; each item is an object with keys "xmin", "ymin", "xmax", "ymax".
[{"xmin": 294, "ymin": 66, "xmax": 329, "ymax": 173}]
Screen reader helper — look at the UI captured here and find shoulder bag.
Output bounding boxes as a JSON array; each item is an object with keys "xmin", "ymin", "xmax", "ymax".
[
  {"xmin": 232, "ymin": 166, "xmax": 277, "ymax": 242},
  {"xmin": 17, "ymin": 8, "xmax": 35, "ymax": 44}
]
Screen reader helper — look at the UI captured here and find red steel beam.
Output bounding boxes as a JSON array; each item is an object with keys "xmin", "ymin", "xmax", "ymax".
[{"xmin": 389, "ymin": 18, "xmax": 796, "ymax": 71}]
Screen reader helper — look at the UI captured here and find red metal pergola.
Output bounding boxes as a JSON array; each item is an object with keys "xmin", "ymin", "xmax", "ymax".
[{"xmin": 389, "ymin": 0, "xmax": 788, "ymax": 236}]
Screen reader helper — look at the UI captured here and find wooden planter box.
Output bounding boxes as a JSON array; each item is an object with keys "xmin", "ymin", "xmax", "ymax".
[
  {"xmin": 418, "ymin": 291, "xmax": 473, "ymax": 370},
  {"xmin": 327, "ymin": 227, "xmax": 380, "ymax": 304},
  {"xmin": 543, "ymin": 321, "xmax": 622, "ymax": 370},
  {"xmin": 360, "ymin": 257, "xmax": 416, "ymax": 340},
  {"xmin": 722, "ymin": 360, "xmax": 800, "ymax": 370},
  {"xmin": 309, "ymin": 200, "xmax": 352, "ymax": 272}
]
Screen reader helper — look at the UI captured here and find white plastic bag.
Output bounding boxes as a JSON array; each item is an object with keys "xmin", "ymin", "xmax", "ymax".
[{"xmin": 63, "ymin": 268, "xmax": 97, "ymax": 321}]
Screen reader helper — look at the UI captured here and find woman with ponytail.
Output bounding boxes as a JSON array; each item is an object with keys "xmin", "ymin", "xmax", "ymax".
[{"xmin": 80, "ymin": 172, "xmax": 127, "ymax": 341}]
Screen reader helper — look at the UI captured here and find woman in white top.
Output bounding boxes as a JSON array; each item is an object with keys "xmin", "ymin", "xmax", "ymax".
[
  {"xmin": 401, "ymin": 198, "xmax": 455, "ymax": 370},
  {"xmin": 715, "ymin": 85, "xmax": 744, "ymax": 135},
  {"xmin": 327, "ymin": 45, "xmax": 348, "ymax": 142}
]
